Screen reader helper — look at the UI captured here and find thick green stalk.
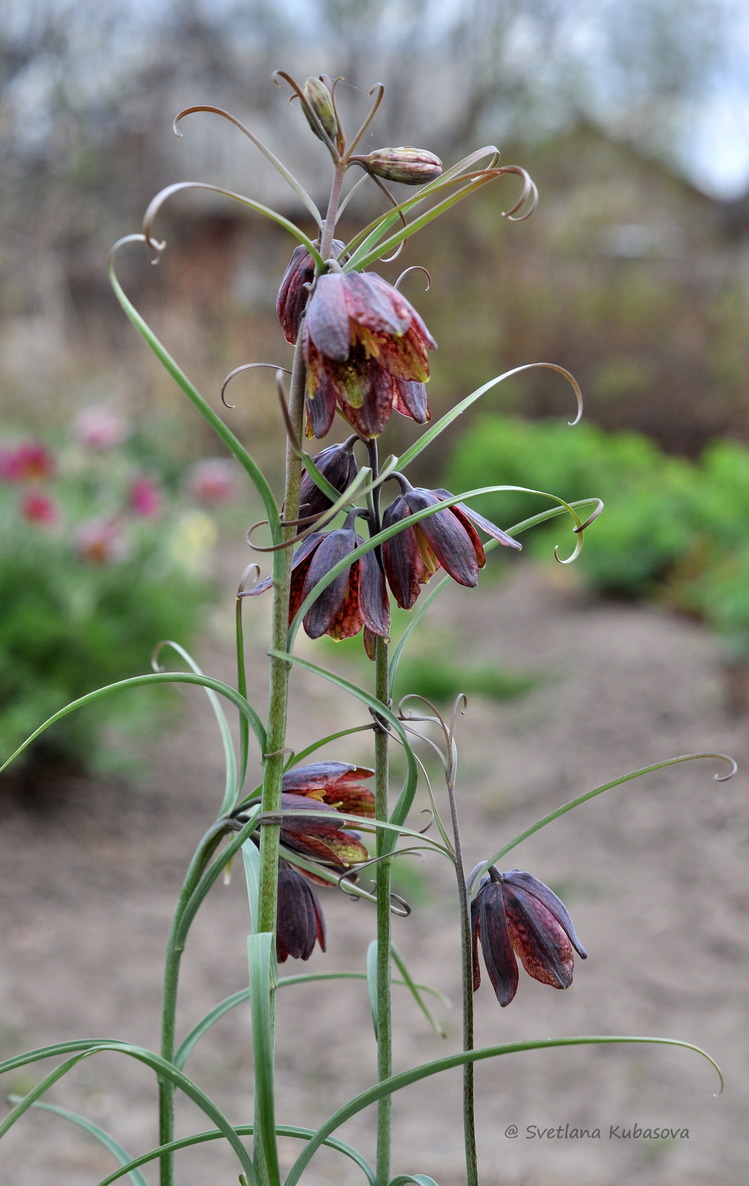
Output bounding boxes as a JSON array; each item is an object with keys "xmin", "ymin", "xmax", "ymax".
[
  {"xmin": 159, "ymin": 821, "xmax": 231, "ymax": 1186},
  {"xmin": 446, "ymin": 780, "xmax": 479, "ymax": 1186},
  {"xmin": 253, "ymin": 339, "xmax": 306, "ymax": 1186},
  {"xmin": 374, "ymin": 635, "xmax": 392, "ymax": 1186}
]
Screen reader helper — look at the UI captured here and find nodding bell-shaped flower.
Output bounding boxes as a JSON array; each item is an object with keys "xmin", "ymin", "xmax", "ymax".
[
  {"xmin": 298, "ymin": 438, "xmax": 359, "ymax": 522},
  {"xmin": 276, "ymin": 861, "xmax": 326, "ymax": 962},
  {"xmin": 282, "ymin": 761, "xmax": 376, "ymax": 818},
  {"xmin": 470, "ymin": 867, "xmax": 587, "ymax": 1007},
  {"xmin": 244, "ymin": 512, "xmax": 390, "ymax": 655},
  {"xmin": 302, "ymin": 269, "xmax": 436, "ymax": 439},
  {"xmin": 276, "ymin": 240, "xmax": 346, "ymax": 345},
  {"xmin": 381, "ymin": 483, "xmax": 521, "ymax": 609}
]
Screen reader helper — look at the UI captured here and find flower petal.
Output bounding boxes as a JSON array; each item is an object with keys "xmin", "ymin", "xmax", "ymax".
[
  {"xmin": 474, "ymin": 880, "xmax": 519, "ymax": 1006},
  {"xmin": 344, "ymin": 271, "xmax": 411, "ymax": 336},
  {"xmin": 405, "ymin": 490, "xmax": 480, "ymax": 586},
  {"xmin": 503, "ymin": 882, "xmax": 575, "ymax": 989},
  {"xmin": 357, "ymin": 548, "xmax": 390, "ymax": 638},
  {"xmin": 392, "ymin": 379, "xmax": 430, "ymax": 424},
  {"xmin": 276, "ymin": 863, "xmax": 326, "ymax": 962},
  {"xmin": 502, "ymin": 870, "xmax": 587, "ymax": 958},
  {"xmin": 382, "ymin": 498, "xmax": 429, "ymax": 609},
  {"xmin": 301, "ymin": 528, "xmax": 357, "ymax": 638},
  {"xmin": 435, "ymin": 491, "xmax": 522, "ymax": 552},
  {"xmin": 305, "ymin": 273, "xmax": 353, "ymax": 360}
]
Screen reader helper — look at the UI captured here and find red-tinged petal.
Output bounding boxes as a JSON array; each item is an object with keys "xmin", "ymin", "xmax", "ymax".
[
  {"xmin": 445, "ymin": 505, "xmax": 487, "ymax": 570},
  {"xmin": 502, "ymin": 870, "xmax": 587, "ymax": 958},
  {"xmin": 392, "ymin": 379, "xmax": 430, "ymax": 424},
  {"xmin": 327, "ymin": 784, "xmax": 376, "ymax": 816},
  {"xmin": 382, "ymin": 499, "xmax": 429, "ymax": 609},
  {"xmin": 405, "ymin": 491, "xmax": 480, "ymax": 587},
  {"xmin": 305, "ymin": 382, "xmax": 337, "ymax": 439},
  {"xmin": 358, "ymin": 548, "xmax": 390, "ymax": 638},
  {"xmin": 338, "ymin": 368, "xmax": 395, "ymax": 438},
  {"xmin": 306, "ymin": 273, "xmax": 352, "ymax": 360},
  {"xmin": 343, "ymin": 272, "xmax": 411, "ymax": 336},
  {"xmin": 276, "ymin": 244, "xmax": 316, "ymax": 344},
  {"xmin": 373, "ymin": 324, "xmax": 431, "ymax": 382},
  {"xmin": 366, "ymin": 273, "xmax": 436, "ymax": 346},
  {"xmin": 325, "ymin": 561, "xmax": 365, "ymax": 640},
  {"xmin": 503, "ymin": 882, "xmax": 575, "ymax": 990},
  {"xmin": 301, "ymin": 529, "xmax": 357, "ymax": 637},
  {"xmin": 282, "ymin": 762, "xmax": 375, "ymax": 794},
  {"xmin": 435, "ymin": 491, "xmax": 522, "ymax": 553},
  {"xmin": 475, "ymin": 880, "xmax": 519, "ymax": 1007}
]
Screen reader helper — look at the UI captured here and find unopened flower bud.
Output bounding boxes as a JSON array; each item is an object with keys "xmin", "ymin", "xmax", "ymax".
[
  {"xmin": 361, "ymin": 146, "xmax": 443, "ymax": 185},
  {"xmin": 303, "ymin": 76, "xmax": 338, "ymax": 143}
]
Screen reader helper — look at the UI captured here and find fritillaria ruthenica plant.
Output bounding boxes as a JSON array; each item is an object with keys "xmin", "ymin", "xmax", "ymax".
[{"xmin": 0, "ymin": 70, "xmax": 734, "ymax": 1186}]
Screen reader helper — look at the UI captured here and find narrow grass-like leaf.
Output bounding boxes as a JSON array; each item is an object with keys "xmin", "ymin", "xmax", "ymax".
[
  {"xmin": 154, "ymin": 640, "xmax": 238, "ymax": 814},
  {"xmin": 390, "ymin": 944, "xmax": 447, "ymax": 1039},
  {"xmin": 386, "ymin": 495, "xmax": 602, "ymax": 695},
  {"xmin": 108, "ymin": 235, "xmax": 282, "ymax": 537},
  {"xmin": 141, "ymin": 182, "xmax": 324, "ymax": 267},
  {"xmin": 175, "ymin": 812, "xmax": 261, "ymax": 948},
  {"xmin": 6, "ymin": 1098, "xmax": 149, "ymax": 1186},
  {"xmin": 389, "ymin": 1176, "xmax": 441, "ymax": 1186},
  {"xmin": 285, "ymin": 1036, "xmax": 722, "ymax": 1184},
  {"xmin": 96, "ymin": 1124, "xmax": 375, "ymax": 1186},
  {"xmin": 172, "ymin": 106, "xmax": 323, "ymax": 228},
  {"xmin": 247, "ymin": 932, "xmax": 281, "ymax": 1186},
  {"xmin": 481, "ymin": 751, "xmax": 738, "ymax": 877},
  {"xmin": 0, "ymin": 671, "xmax": 266, "ymax": 777},
  {"xmin": 397, "ymin": 364, "xmax": 583, "ymax": 476},
  {"xmin": 176, "ymin": 972, "xmax": 447, "ymax": 1070},
  {"xmin": 0, "ymin": 1041, "xmax": 257, "ymax": 1183}
]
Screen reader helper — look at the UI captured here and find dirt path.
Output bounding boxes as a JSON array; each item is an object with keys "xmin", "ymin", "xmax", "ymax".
[{"xmin": 1, "ymin": 559, "xmax": 747, "ymax": 1186}]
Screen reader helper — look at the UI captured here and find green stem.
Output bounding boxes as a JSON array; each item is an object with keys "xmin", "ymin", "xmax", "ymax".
[
  {"xmin": 445, "ymin": 779, "xmax": 479, "ymax": 1186},
  {"xmin": 159, "ymin": 821, "xmax": 230, "ymax": 1186},
  {"xmin": 374, "ymin": 635, "xmax": 392, "ymax": 1186},
  {"xmin": 253, "ymin": 339, "xmax": 306, "ymax": 1186}
]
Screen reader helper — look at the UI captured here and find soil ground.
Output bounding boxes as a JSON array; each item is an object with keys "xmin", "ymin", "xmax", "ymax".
[{"xmin": 2, "ymin": 553, "xmax": 748, "ymax": 1186}]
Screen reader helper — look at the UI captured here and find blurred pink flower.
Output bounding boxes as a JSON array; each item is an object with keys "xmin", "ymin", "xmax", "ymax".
[
  {"xmin": 73, "ymin": 518, "xmax": 128, "ymax": 565},
  {"xmin": 186, "ymin": 458, "xmax": 237, "ymax": 504},
  {"xmin": 0, "ymin": 441, "xmax": 55, "ymax": 483},
  {"xmin": 20, "ymin": 491, "xmax": 59, "ymax": 526},
  {"xmin": 129, "ymin": 474, "xmax": 162, "ymax": 518},
  {"xmin": 72, "ymin": 407, "xmax": 128, "ymax": 451}
]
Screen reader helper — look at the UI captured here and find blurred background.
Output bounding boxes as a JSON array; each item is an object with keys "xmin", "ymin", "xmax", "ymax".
[
  {"xmin": 3, "ymin": 0, "xmax": 749, "ymax": 776},
  {"xmin": 3, "ymin": 5, "xmax": 749, "ymax": 1186}
]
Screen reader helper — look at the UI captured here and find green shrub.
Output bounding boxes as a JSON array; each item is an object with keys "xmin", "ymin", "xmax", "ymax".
[
  {"xmin": 447, "ymin": 413, "xmax": 749, "ymax": 657},
  {"xmin": 0, "ymin": 416, "xmax": 234, "ymax": 780},
  {"xmin": 448, "ymin": 414, "xmax": 699, "ymax": 598}
]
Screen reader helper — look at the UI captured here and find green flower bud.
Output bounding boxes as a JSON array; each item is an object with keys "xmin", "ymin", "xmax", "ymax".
[
  {"xmin": 303, "ymin": 76, "xmax": 338, "ymax": 143},
  {"xmin": 361, "ymin": 146, "xmax": 443, "ymax": 185}
]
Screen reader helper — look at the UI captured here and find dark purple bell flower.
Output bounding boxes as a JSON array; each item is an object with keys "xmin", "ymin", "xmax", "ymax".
[
  {"xmin": 302, "ymin": 269, "xmax": 436, "ymax": 438},
  {"xmin": 471, "ymin": 867, "xmax": 587, "ymax": 1007},
  {"xmin": 276, "ymin": 862, "xmax": 326, "ymax": 962},
  {"xmin": 381, "ymin": 484, "xmax": 521, "ymax": 609}
]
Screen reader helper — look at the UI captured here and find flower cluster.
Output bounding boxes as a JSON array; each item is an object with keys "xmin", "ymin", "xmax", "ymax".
[{"xmin": 235, "ymin": 762, "xmax": 375, "ymax": 963}]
